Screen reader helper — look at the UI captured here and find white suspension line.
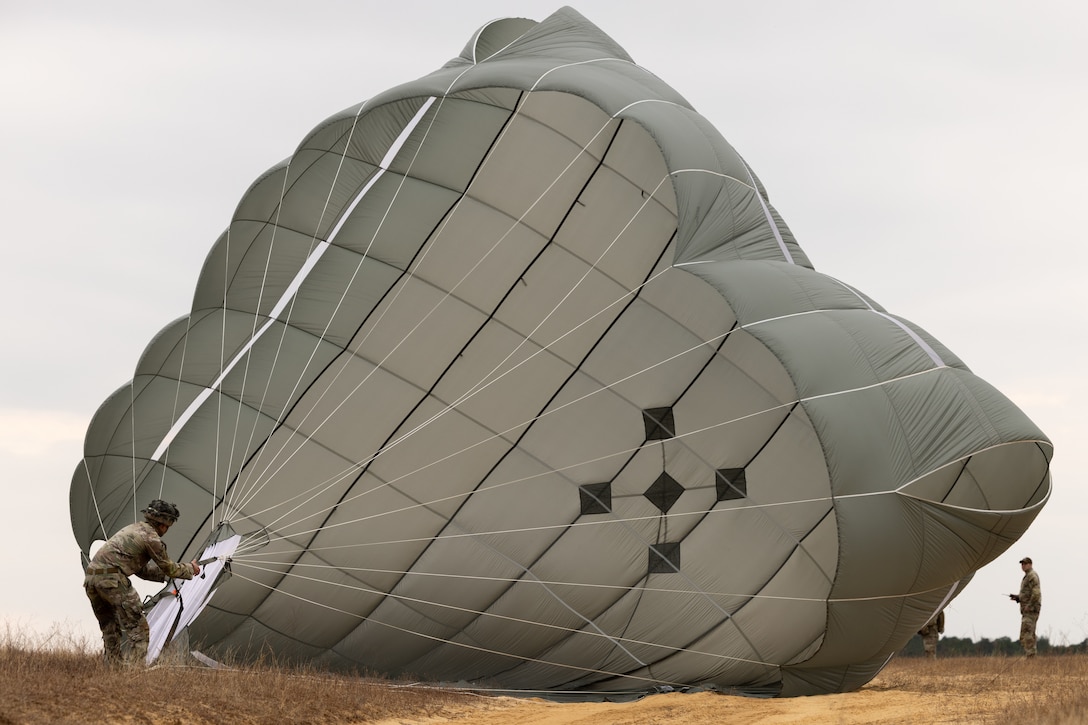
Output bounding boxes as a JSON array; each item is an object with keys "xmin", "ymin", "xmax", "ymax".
[
  {"xmin": 225, "ymin": 98, "xmax": 439, "ymax": 517},
  {"xmin": 129, "ymin": 381, "xmax": 137, "ymax": 524},
  {"xmin": 230, "ymin": 90, "xmax": 628, "ymax": 518},
  {"xmin": 148, "ymin": 312, "xmax": 194, "ymax": 503},
  {"xmin": 225, "ymin": 57, "xmax": 496, "ymax": 512},
  {"xmin": 229, "ymin": 388, "xmax": 800, "ymax": 666},
  {"xmin": 81, "ymin": 457, "xmax": 107, "ymax": 543},
  {"xmin": 231, "ymin": 264, "xmax": 689, "ymax": 525},
  {"xmin": 225, "ymin": 100, "xmax": 448, "ymax": 514},
  {"xmin": 230, "ymin": 568, "xmax": 706, "ymax": 686},
  {"xmin": 223, "ymin": 62, "xmax": 680, "ymax": 532},
  {"xmin": 229, "ymin": 555, "xmax": 962, "ymax": 606},
  {"xmin": 148, "ymin": 98, "xmax": 435, "ymax": 473},
  {"xmin": 221, "ymin": 362, "xmax": 968, "ymax": 616},
  {"xmin": 230, "ymin": 564, "xmax": 775, "ymax": 671},
  {"xmin": 230, "ymin": 175, "xmax": 829, "ymax": 530},
  {"xmin": 220, "ymin": 324, "xmax": 970, "ymax": 665},
  {"xmin": 221, "ymin": 182, "xmax": 292, "ymax": 520},
  {"xmin": 169, "ymin": 57, "xmax": 970, "ymax": 656},
  {"xmin": 223, "ymin": 116, "xmax": 366, "ymax": 518},
  {"xmin": 230, "ymin": 305, "xmax": 943, "ymax": 534},
  {"xmin": 247, "ymin": 178, "xmax": 671, "ymax": 532},
  {"xmin": 225, "ymin": 60, "xmax": 665, "ymax": 521}
]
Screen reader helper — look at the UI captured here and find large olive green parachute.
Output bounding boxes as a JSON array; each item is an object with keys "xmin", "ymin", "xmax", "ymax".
[{"xmin": 71, "ymin": 7, "xmax": 1051, "ymax": 696}]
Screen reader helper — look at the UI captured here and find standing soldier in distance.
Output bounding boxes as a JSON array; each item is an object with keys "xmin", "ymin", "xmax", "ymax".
[
  {"xmin": 83, "ymin": 500, "xmax": 201, "ymax": 666},
  {"xmin": 918, "ymin": 609, "xmax": 945, "ymax": 659},
  {"xmin": 1008, "ymin": 556, "xmax": 1042, "ymax": 657}
]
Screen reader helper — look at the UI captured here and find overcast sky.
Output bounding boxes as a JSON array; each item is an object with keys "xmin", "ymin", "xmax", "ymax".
[{"xmin": 2, "ymin": 1, "xmax": 1085, "ymax": 652}]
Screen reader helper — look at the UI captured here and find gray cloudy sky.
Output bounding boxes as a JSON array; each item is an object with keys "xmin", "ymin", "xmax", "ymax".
[{"xmin": 2, "ymin": 1, "xmax": 1085, "ymax": 650}]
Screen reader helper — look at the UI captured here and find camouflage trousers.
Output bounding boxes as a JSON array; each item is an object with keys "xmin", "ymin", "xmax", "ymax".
[
  {"xmin": 922, "ymin": 630, "xmax": 939, "ymax": 658},
  {"xmin": 1020, "ymin": 614, "xmax": 1038, "ymax": 656},
  {"xmin": 84, "ymin": 573, "xmax": 149, "ymax": 666}
]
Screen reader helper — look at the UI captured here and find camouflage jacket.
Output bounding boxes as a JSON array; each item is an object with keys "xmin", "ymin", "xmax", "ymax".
[
  {"xmin": 88, "ymin": 521, "xmax": 196, "ymax": 582},
  {"xmin": 1019, "ymin": 569, "xmax": 1041, "ymax": 616}
]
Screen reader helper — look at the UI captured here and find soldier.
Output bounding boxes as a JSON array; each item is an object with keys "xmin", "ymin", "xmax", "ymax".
[
  {"xmin": 83, "ymin": 499, "xmax": 201, "ymax": 666},
  {"xmin": 1008, "ymin": 556, "xmax": 1042, "ymax": 657},
  {"xmin": 917, "ymin": 609, "xmax": 945, "ymax": 659}
]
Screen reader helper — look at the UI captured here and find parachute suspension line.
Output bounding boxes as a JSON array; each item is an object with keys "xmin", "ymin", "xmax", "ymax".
[
  {"xmin": 227, "ymin": 86, "xmax": 624, "ymax": 521},
  {"xmin": 230, "ymin": 93, "xmax": 670, "ymax": 527},
  {"xmin": 223, "ymin": 130, "xmax": 839, "ymax": 592},
  {"xmin": 222, "ymin": 97, "xmax": 439, "ymax": 518},
  {"xmin": 225, "ymin": 253, "xmax": 948, "ymax": 605},
  {"xmin": 224, "ymin": 61, "xmax": 646, "ymax": 521},
  {"xmin": 233, "ymin": 264, "xmax": 681, "ymax": 525},
  {"xmin": 81, "ymin": 457, "xmax": 107, "ymax": 542},
  {"xmin": 201, "ymin": 57, "xmax": 931, "ymax": 669},
  {"xmin": 250, "ymin": 171, "xmax": 676, "ymax": 532},
  {"xmin": 235, "ymin": 257, "xmax": 674, "ymax": 529},
  {"xmin": 226, "ymin": 82, "xmax": 613, "ymax": 517},
  {"xmin": 221, "ymin": 99, "xmax": 389, "ymax": 520},
  {"xmin": 157, "ymin": 313, "xmax": 193, "ymax": 501},
  {"xmin": 129, "ymin": 381, "xmax": 137, "ymax": 524},
  {"xmin": 145, "ymin": 101, "xmax": 415, "ymax": 481},
  {"xmin": 154, "ymin": 95, "xmax": 435, "ymax": 527},
  {"xmin": 227, "ymin": 564, "xmax": 775, "ymax": 672},
  {"xmin": 213, "ymin": 255, "xmax": 229, "ymax": 524},
  {"xmin": 212, "ymin": 70, "xmax": 717, "ymax": 666},
  {"xmin": 228, "ymin": 358, "xmax": 948, "ymax": 545},
  {"xmin": 224, "ymin": 57, "xmax": 491, "ymax": 514},
  {"xmin": 231, "ymin": 288, "xmax": 831, "ymax": 532},
  {"xmin": 219, "ymin": 169, "xmax": 293, "ymax": 525},
  {"xmin": 227, "ymin": 553, "xmax": 960, "ymax": 605}
]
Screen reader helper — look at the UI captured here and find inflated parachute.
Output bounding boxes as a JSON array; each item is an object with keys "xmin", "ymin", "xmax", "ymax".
[{"xmin": 71, "ymin": 7, "xmax": 1051, "ymax": 696}]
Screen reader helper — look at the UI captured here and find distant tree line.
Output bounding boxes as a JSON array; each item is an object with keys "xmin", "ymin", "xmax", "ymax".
[{"xmin": 900, "ymin": 634, "xmax": 1088, "ymax": 657}]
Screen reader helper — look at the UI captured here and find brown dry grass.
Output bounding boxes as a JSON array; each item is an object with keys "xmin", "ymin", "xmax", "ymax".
[{"xmin": 4, "ymin": 624, "xmax": 1088, "ymax": 724}]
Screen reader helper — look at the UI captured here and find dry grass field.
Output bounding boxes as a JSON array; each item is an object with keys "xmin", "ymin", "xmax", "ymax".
[{"xmin": 4, "ymin": 625, "xmax": 1088, "ymax": 724}]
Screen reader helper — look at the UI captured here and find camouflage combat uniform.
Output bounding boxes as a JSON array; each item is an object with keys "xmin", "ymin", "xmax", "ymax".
[
  {"xmin": 1018, "ymin": 566, "xmax": 1042, "ymax": 656},
  {"xmin": 84, "ymin": 521, "xmax": 197, "ymax": 666},
  {"xmin": 917, "ymin": 609, "xmax": 944, "ymax": 659}
]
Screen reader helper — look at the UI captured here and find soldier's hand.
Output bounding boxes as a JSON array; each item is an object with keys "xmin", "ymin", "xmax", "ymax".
[
  {"xmin": 1008, "ymin": 594, "xmax": 1019, "ymax": 602},
  {"xmin": 191, "ymin": 560, "xmax": 201, "ymax": 576}
]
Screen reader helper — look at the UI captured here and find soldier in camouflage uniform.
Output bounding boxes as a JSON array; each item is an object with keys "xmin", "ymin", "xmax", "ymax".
[
  {"xmin": 917, "ymin": 609, "xmax": 944, "ymax": 659},
  {"xmin": 83, "ymin": 500, "xmax": 201, "ymax": 666},
  {"xmin": 1009, "ymin": 556, "xmax": 1041, "ymax": 657}
]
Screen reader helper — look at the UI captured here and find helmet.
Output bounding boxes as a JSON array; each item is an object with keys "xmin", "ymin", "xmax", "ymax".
[{"xmin": 142, "ymin": 499, "xmax": 180, "ymax": 526}]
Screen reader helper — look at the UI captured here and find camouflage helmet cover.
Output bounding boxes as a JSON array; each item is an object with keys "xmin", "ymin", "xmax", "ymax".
[{"xmin": 142, "ymin": 499, "xmax": 180, "ymax": 526}]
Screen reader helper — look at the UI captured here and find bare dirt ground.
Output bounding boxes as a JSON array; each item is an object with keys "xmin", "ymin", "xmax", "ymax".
[
  {"xmin": 371, "ymin": 656, "xmax": 1085, "ymax": 725},
  {"xmin": 4, "ymin": 649, "xmax": 1088, "ymax": 724}
]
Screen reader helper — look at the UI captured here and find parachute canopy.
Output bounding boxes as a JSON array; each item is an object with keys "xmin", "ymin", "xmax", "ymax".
[{"xmin": 71, "ymin": 7, "xmax": 1051, "ymax": 696}]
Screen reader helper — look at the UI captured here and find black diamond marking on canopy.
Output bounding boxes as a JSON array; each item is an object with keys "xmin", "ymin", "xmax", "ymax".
[
  {"xmin": 648, "ymin": 542, "xmax": 681, "ymax": 573},
  {"xmin": 578, "ymin": 482, "xmax": 611, "ymax": 515},
  {"xmin": 716, "ymin": 468, "xmax": 747, "ymax": 501},
  {"xmin": 642, "ymin": 406, "xmax": 675, "ymax": 440},
  {"xmin": 644, "ymin": 472, "xmax": 684, "ymax": 513}
]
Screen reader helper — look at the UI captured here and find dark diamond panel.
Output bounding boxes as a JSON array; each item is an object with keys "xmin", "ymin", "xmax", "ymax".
[
  {"xmin": 644, "ymin": 472, "xmax": 684, "ymax": 513},
  {"xmin": 579, "ymin": 482, "xmax": 611, "ymax": 515},
  {"xmin": 642, "ymin": 406, "xmax": 675, "ymax": 440},
  {"xmin": 648, "ymin": 542, "xmax": 681, "ymax": 573},
  {"xmin": 716, "ymin": 468, "xmax": 747, "ymax": 501}
]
